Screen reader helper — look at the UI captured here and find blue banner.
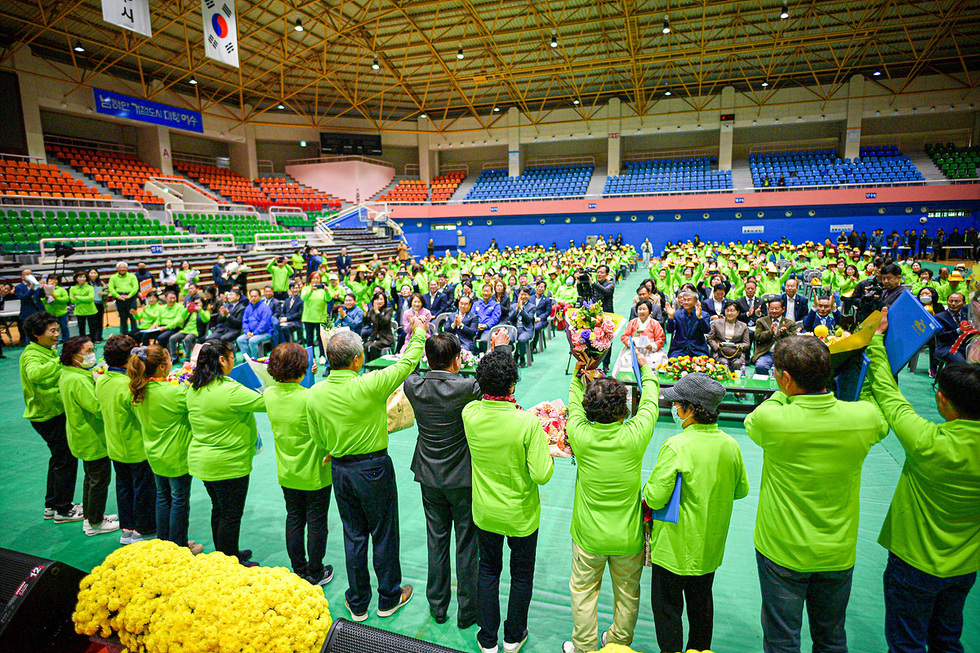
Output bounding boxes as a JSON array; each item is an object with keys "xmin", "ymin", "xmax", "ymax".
[{"xmin": 93, "ymin": 88, "xmax": 203, "ymax": 133}]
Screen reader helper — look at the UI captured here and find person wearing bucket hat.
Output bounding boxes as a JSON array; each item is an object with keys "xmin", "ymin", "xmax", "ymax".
[{"xmin": 643, "ymin": 373, "xmax": 749, "ymax": 653}]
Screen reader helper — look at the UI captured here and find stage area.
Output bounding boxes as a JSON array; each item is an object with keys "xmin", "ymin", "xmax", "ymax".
[{"xmin": 1, "ymin": 268, "xmax": 977, "ymax": 653}]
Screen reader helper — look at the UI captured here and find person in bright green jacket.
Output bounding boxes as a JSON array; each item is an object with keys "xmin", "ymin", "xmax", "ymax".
[
  {"xmin": 127, "ymin": 344, "xmax": 201, "ymax": 554},
  {"xmin": 643, "ymin": 373, "xmax": 749, "ymax": 653},
  {"xmin": 462, "ymin": 349, "xmax": 554, "ymax": 653},
  {"xmin": 167, "ymin": 302, "xmax": 210, "ymax": 364},
  {"xmin": 58, "ymin": 335, "xmax": 119, "ymax": 537},
  {"xmin": 97, "ymin": 334, "xmax": 155, "ymax": 545},
  {"xmin": 744, "ymin": 336, "xmax": 888, "ymax": 653},
  {"xmin": 553, "ymin": 276, "xmax": 579, "ymax": 305},
  {"xmin": 70, "ymin": 271, "xmax": 99, "ymax": 340},
  {"xmin": 108, "ymin": 262, "xmax": 140, "ymax": 335},
  {"xmin": 175, "ymin": 260, "xmax": 199, "ymax": 297},
  {"xmin": 266, "ymin": 342, "xmax": 333, "ymax": 586},
  {"xmin": 185, "ymin": 338, "xmax": 267, "ymax": 562},
  {"xmin": 42, "ymin": 274, "xmax": 70, "ymax": 342},
  {"xmin": 154, "ymin": 291, "xmax": 187, "ymax": 353},
  {"xmin": 20, "ymin": 311, "xmax": 81, "ymax": 523},
  {"xmin": 560, "ymin": 356, "xmax": 658, "ymax": 653},
  {"xmin": 133, "ymin": 291, "xmax": 165, "ymax": 345},
  {"xmin": 267, "ymin": 256, "xmax": 295, "ymax": 297},
  {"xmin": 301, "ymin": 273, "xmax": 328, "ymax": 362},
  {"xmin": 866, "ymin": 311, "xmax": 980, "ymax": 653}
]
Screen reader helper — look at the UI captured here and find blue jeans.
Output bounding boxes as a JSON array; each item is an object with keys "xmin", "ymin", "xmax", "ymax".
[
  {"xmin": 755, "ymin": 353, "xmax": 775, "ymax": 375},
  {"xmin": 236, "ymin": 332, "xmax": 271, "ymax": 358},
  {"xmin": 331, "ymin": 453, "xmax": 401, "ymax": 614},
  {"xmin": 756, "ymin": 550, "xmax": 853, "ymax": 653},
  {"xmin": 884, "ymin": 552, "xmax": 976, "ymax": 653},
  {"xmin": 155, "ymin": 473, "xmax": 192, "ymax": 547},
  {"xmin": 113, "ymin": 460, "xmax": 156, "ymax": 533},
  {"xmin": 56, "ymin": 313, "xmax": 70, "ymax": 342}
]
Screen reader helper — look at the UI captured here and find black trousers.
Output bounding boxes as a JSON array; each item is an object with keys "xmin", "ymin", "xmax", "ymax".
[
  {"xmin": 115, "ymin": 297, "xmax": 139, "ymax": 334},
  {"xmin": 92, "ymin": 303, "xmax": 105, "ymax": 342},
  {"xmin": 75, "ymin": 314, "xmax": 101, "ymax": 339},
  {"xmin": 332, "ymin": 454, "xmax": 402, "ymax": 613},
  {"xmin": 282, "ymin": 484, "xmax": 332, "ymax": 579},
  {"xmin": 477, "ymin": 528, "xmax": 538, "ymax": 649},
  {"xmin": 304, "ymin": 322, "xmax": 325, "ymax": 358},
  {"xmin": 203, "ymin": 475, "xmax": 250, "ymax": 558},
  {"xmin": 650, "ymin": 563, "xmax": 715, "ymax": 653},
  {"xmin": 30, "ymin": 414, "xmax": 78, "ymax": 515},
  {"xmin": 82, "ymin": 457, "xmax": 112, "ymax": 525},
  {"xmin": 420, "ymin": 484, "xmax": 478, "ymax": 623}
]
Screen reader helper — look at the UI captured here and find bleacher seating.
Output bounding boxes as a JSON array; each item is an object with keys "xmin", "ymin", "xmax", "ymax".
[
  {"xmin": 48, "ymin": 144, "xmax": 180, "ymax": 205},
  {"xmin": 465, "ymin": 164, "xmax": 593, "ymax": 201},
  {"xmin": 255, "ymin": 178, "xmax": 342, "ymax": 212},
  {"xmin": 175, "ymin": 162, "xmax": 272, "ymax": 209},
  {"xmin": 0, "ymin": 158, "xmax": 110, "ymax": 200},
  {"xmin": 604, "ymin": 157, "xmax": 731, "ymax": 195},
  {"xmin": 174, "ymin": 211, "xmax": 287, "ymax": 241},
  {"xmin": 430, "ymin": 172, "xmax": 465, "ymax": 202},
  {"xmin": 277, "ymin": 211, "xmax": 331, "ymax": 229},
  {"xmin": 750, "ymin": 148, "xmax": 925, "ymax": 188},
  {"xmin": 379, "ymin": 180, "xmax": 429, "ymax": 203},
  {"xmin": 926, "ymin": 143, "xmax": 980, "ymax": 180},
  {"xmin": 0, "ymin": 207, "xmax": 172, "ymax": 254}
]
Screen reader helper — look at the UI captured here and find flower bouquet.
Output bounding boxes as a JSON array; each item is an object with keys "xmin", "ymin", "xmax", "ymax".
[
  {"xmin": 166, "ymin": 361, "xmax": 195, "ymax": 386},
  {"xmin": 657, "ymin": 355, "xmax": 739, "ymax": 384},
  {"xmin": 422, "ymin": 348, "xmax": 481, "ymax": 369},
  {"xmin": 529, "ymin": 399, "xmax": 572, "ymax": 458},
  {"xmin": 565, "ymin": 301, "xmax": 624, "ymax": 380}
]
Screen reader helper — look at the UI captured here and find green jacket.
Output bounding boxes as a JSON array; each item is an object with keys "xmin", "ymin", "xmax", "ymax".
[
  {"xmin": 157, "ymin": 302, "xmax": 184, "ymax": 328},
  {"xmin": 301, "ymin": 286, "xmax": 327, "ymax": 323},
  {"xmin": 95, "ymin": 371, "xmax": 146, "ymax": 463},
  {"xmin": 69, "ymin": 284, "xmax": 97, "ymax": 316},
  {"xmin": 186, "ymin": 377, "xmax": 267, "ymax": 481},
  {"xmin": 462, "ymin": 398, "xmax": 555, "ymax": 538},
  {"xmin": 307, "ymin": 328, "xmax": 426, "ymax": 458},
  {"xmin": 176, "ymin": 268, "xmax": 199, "ymax": 291},
  {"xmin": 20, "ymin": 342, "xmax": 64, "ymax": 421},
  {"xmin": 136, "ymin": 303, "xmax": 164, "ymax": 330},
  {"xmin": 132, "ymin": 381, "xmax": 193, "ymax": 478},
  {"xmin": 267, "ymin": 259, "xmax": 295, "ymax": 292},
  {"xmin": 745, "ymin": 389, "xmax": 888, "ymax": 572},
  {"xmin": 644, "ymin": 423, "xmax": 749, "ymax": 575},
  {"xmin": 59, "ymin": 365, "xmax": 107, "ymax": 461},
  {"xmin": 107, "ymin": 272, "xmax": 139, "ymax": 298},
  {"xmin": 566, "ymin": 367, "xmax": 658, "ymax": 556},
  {"xmin": 867, "ymin": 334, "xmax": 980, "ymax": 577},
  {"xmin": 44, "ymin": 286, "xmax": 69, "ymax": 317},
  {"xmin": 175, "ymin": 307, "xmax": 211, "ymax": 336},
  {"xmin": 553, "ymin": 284, "xmax": 578, "ymax": 304},
  {"xmin": 266, "ymin": 382, "xmax": 331, "ymax": 491}
]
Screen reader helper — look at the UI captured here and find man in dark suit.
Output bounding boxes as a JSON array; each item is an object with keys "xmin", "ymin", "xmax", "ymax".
[
  {"xmin": 14, "ymin": 269, "xmax": 45, "ymax": 344},
  {"xmin": 752, "ymin": 298, "xmax": 799, "ymax": 374},
  {"xmin": 403, "ymin": 330, "xmax": 513, "ymax": 628},
  {"xmin": 629, "ymin": 283, "xmax": 665, "ymax": 323},
  {"xmin": 735, "ymin": 280, "xmax": 763, "ymax": 328},
  {"xmin": 935, "ymin": 292, "xmax": 969, "ymax": 365},
  {"xmin": 528, "ymin": 280, "xmax": 552, "ymax": 353},
  {"xmin": 780, "ymin": 277, "xmax": 809, "ymax": 323},
  {"xmin": 702, "ymin": 283, "xmax": 730, "ymax": 320},
  {"xmin": 335, "ymin": 246, "xmax": 353, "ymax": 279},
  {"xmin": 444, "ymin": 296, "xmax": 481, "ymax": 352},
  {"xmin": 278, "ymin": 283, "xmax": 304, "ymax": 342},
  {"xmin": 802, "ymin": 296, "xmax": 843, "ymax": 333},
  {"xmin": 262, "ymin": 285, "xmax": 283, "ymax": 317},
  {"xmin": 665, "ymin": 290, "xmax": 710, "ymax": 357},
  {"xmin": 424, "ymin": 280, "xmax": 452, "ymax": 318}
]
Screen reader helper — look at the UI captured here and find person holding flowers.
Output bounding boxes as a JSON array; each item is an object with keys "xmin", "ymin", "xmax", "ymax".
[
  {"xmin": 643, "ymin": 372, "xmax": 750, "ymax": 653},
  {"xmin": 561, "ymin": 352, "xmax": 659, "ymax": 653},
  {"xmin": 127, "ymin": 344, "xmax": 201, "ymax": 554}
]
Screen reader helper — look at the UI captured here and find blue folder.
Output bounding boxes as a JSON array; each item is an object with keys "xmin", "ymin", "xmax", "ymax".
[
  {"xmin": 884, "ymin": 290, "xmax": 941, "ymax": 374},
  {"xmin": 229, "ymin": 361, "xmax": 262, "ymax": 390},
  {"xmin": 630, "ymin": 337, "xmax": 643, "ymax": 392},
  {"xmin": 650, "ymin": 472, "xmax": 681, "ymax": 523}
]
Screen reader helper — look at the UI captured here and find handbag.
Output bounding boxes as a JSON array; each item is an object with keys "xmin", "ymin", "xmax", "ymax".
[{"xmin": 386, "ymin": 383, "xmax": 416, "ymax": 433}]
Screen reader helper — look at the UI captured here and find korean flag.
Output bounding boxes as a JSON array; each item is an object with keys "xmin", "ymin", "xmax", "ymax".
[{"xmin": 201, "ymin": 0, "xmax": 239, "ymax": 68}]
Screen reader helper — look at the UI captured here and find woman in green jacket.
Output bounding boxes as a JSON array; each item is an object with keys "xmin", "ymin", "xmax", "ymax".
[
  {"xmin": 185, "ymin": 339, "xmax": 267, "ymax": 563},
  {"xmin": 265, "ymin": 342, "xmax": 333, "ymax": 585},
  {"xmin": 70, "ymin": 271, "xmax": 98, "ymax": 340},
  {"xmin": 175, "ymin": 260, "xmax": 199, "ymax": 298},
  {"xmin": 134, "ymin": 291, "xmax": 165, "ymax": 345},
  {"xmin": 127, "ymin": 344, "xmax": 202, "ymax": 554},
  {"xmin": 58, "ymin": 335, "xmax": 120, "ymax": 537},
  {"xmin": 96, "ymin": 334, "xmax": 156, "ymax": 545},
  {"xmin": 43, "ymin": 273, "xmax": 70, "ymax": 342},
  {"xmin": 301, "ymin": 272, "xmax": 327, "ymax": 363}
]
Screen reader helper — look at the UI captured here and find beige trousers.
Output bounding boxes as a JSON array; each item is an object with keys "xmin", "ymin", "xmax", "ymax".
[{"xmin": 569, "ymin": 540, "xmax": 644, "ymax": 653}]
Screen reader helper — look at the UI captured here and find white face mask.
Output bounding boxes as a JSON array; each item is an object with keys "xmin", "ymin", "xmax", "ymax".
[
  {"xmin": 671, "ymin": 405, "xmax": 684, "ymax": 427},
  {"xmin": 919, "ymin": 295, "xmax": 932, "ymax": 304},
  {"xmin": 81, "ymin": 352, "xmax": 98, "ymax": 369}
]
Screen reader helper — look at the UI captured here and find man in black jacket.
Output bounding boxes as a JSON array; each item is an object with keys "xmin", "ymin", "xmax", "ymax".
[
  {"xmin": 335, "ymin": 247, "xmax": 353, "ymax": 279},
  {"xmin": 279, "ymin": 283, "xmax": 304, "ymax": 342},
  {"xmin": 591, "ymin": 265, "xmax": 616, "ymax": 373},
  {"xmin": 210, "ymin": 289, "xmax": 247, "ymax": 343},
  {"xmin": 403, "ymin": 330, "xmax": 512, "ymax": 629}
]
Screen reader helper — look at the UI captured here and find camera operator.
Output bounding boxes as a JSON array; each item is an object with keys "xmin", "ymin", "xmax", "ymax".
[
  {"xmin": 852, "ymin": 259, "xmax": 906, "ymax": 323},
  {"xmin": 574, "ymin": 268, "xmax": 594, "ymax": 304}
]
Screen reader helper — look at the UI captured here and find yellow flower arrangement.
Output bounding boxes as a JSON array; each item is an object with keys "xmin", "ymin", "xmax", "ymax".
[{"xmin": 73, "ymin": 540, "xmax": 331, "ymax": 653}]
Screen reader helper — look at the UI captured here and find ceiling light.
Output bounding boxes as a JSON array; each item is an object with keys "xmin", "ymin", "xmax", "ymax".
[
  {"xmin": 662, "ymin": 15, "xmax": 670, "ymax": 34},
  {"xmin": 277, "ymin": 103, "xmax": 285, "ymax": 110},
  {"xmin": 294, "ymin": 18, "xmax": 303, "ymax": 32},
  {"xmin": 73, "ymin": 41, "xmax": 85, "ymax": 53},
  {"xmin": 573, "ymin": 99, "xmax": 580, "ymax": 105},
  {"xmin": 873, "ymin": 68, "xmax": 881, "ymax": 76},
  {"xmin": 457, "ymin": 44, "xmax": 464, "ymax": 60},
  {"xmin": 189, "ymin": 77, "xmax": 198, "ymax": 85},
  {"xmin": 761, "ymin": 81, "xmax": 769, "ymax": 87},
  {"xmin": 372, "ymin": 58, "xmax": 380, "ymax": 70},
  {"xmin": 300, "ymin": 140, "xmax": 307, "ymax": 147},
  {"xmin": 550, "ymin": 34, "xmax": 558, "ymax": 48},
  {"xmin": 420, "ymin": 113, "xmax": 427, "ymax": 119},
  {"xmin": 664, "ymin": 89, "xmax": 672, "ymax": 96},
  {"xmin": 780, "ymin": 3, "xmax": 789, "ymax": 19},
  {"xmin": 493, "ymin": 106, "xmax": 500, "ymax": 112}
]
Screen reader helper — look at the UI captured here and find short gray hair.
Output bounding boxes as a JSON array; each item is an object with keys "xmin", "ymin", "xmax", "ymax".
[{"xmin": 328, "ymin": 330, "xmax": 364, "ymax": 369}]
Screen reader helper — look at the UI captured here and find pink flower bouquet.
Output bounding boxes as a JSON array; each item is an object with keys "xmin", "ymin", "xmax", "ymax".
[
  {"xmin": 565, "ymin": 301, "xmax": 623, "ymax": 380},
  {"xmin": 529, "ymin": 399, "xmax": 572, "ymax": 458}
]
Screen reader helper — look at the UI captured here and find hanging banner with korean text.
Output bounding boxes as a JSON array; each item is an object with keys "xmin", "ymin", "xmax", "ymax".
[
  {"xmin": 102, "ymin": 0, "xmax": 153, "ymax": 38},
  {"xmin": 94, "ymin": 88, "xmax": 204, "ymax": 133},
  {"xmin": 201, "ymin": 0, "xmax": 239, "ymax": 68}
]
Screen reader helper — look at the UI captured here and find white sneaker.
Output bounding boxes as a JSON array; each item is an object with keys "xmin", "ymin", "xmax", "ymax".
[
  {"xmin": 84, "ymin": 517, "xmax": 120, "ymax": 536},
  {"xmin": 502, "ymin": 630, "xmax": 528, "ymax": 653},
  {"xmin": 120, "ymin": 529, "xmax": 134, "ymax": 545},
  {"xmin": 53, "ymin": 504, "xmax": 85, "ymax": 523},
  {"xmin": 600, "ymin": 630, "xmax": 608, "ymax": 648},
  {"xmin": 44, "ymin": 507, "xmax": 55, "ymax": 520},
  {"xmin": 476, "ymin": 633, "xmax": 498, "ymax": 653}
]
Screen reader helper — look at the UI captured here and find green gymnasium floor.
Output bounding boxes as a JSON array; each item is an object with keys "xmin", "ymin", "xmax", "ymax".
[{"xmin": 1, "ymin": 268, "xmax": 977, "ymax": 653}]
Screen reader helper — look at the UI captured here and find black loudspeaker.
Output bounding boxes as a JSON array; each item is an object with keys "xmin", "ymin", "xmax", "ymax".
[
  {"xmin": 322, "ymin": 619, "xmax": 467, "ymax": 653},
  {"xmin": 0, "ymin": 548, "xmax": 89, "ymax": 653}
]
